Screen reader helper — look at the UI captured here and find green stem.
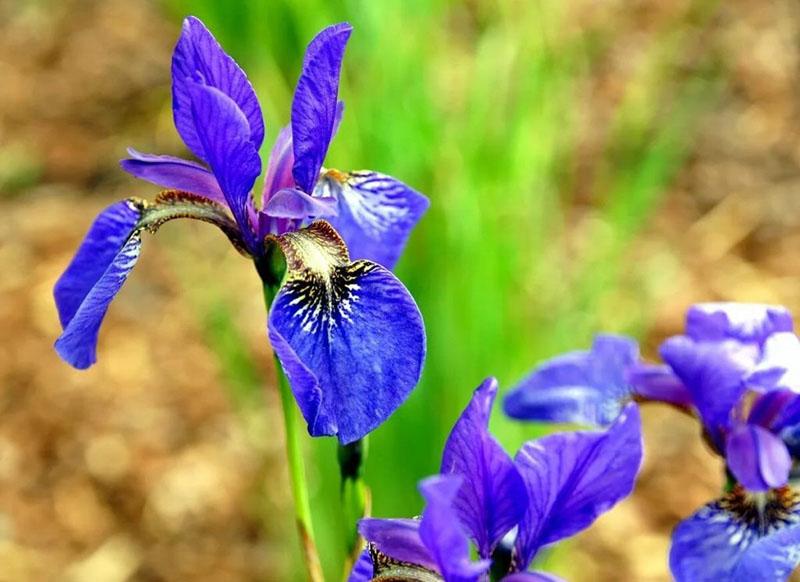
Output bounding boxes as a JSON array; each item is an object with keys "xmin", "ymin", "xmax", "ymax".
[
  {"xmin": 260, "ymin": 263, "xmax": 322, "ymax": 582},
  {"xmin": 274, "ymin": 356, "xmax": 323, "ymax": 582},
  {"xmin": 338, "ymin": 438, "xmax": 371, "ymax": 579}
]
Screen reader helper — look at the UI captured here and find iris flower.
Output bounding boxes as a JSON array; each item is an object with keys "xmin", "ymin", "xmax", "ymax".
[
  {"xmin": 505, "ymin": 303, "xmax": 800, "ymax": 581},
  {"xmin": 53, "ymin": 17, "xmax": 427, "ymax": 444},
  {"xmin": 351, "ymin": 378, "xmax": 643, "ymax": 581}
]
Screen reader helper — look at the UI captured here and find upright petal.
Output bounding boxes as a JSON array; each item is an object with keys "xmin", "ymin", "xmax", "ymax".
[
  {"xmin": 316, "ymin": 169, "xmax": 429, "ymax": 268},
  {"xmin": 504, "ymin": 335, "xmax": 639, "ymax": 427},
  {"xmin": 686, "ymin": 303, "xmax": 792, "ymax": 345},
  {"xmin": 188, "ymin": 82, "xmax": 261, "ymax": 251},
  {"xmin": 503, "ymin": 573, "xmax": 565, "ymax": 582},
  {"xmin": 120, "ymin": 149, "xmax": 225, "ymax": 204},
  {"xmin": 263, "ymin": 188, "xmax": 338, "ymax": 219},
  {"xmin": 359, "ymin": 518, "xmax": 437, "ymax": 572},
  {"xmin": 514, "ymin": 403, "xmax": 642, "ymax": 568},
  {"xmin": 172, "ymin": 16, "xmax": 264, "ymax": 160},
  {"xmin": 660, "ymin": 336, "xmax": 751, "ymax": 446},
  {"xmin": 55, "ymin": 230, "xmax": 143, "ymax": 369},
  {"xmin": 262, "ymin": 125, "xmax": 295, "ymax": 206},
  {"xmin": 669, "ymin": 487, "xmax": 800, "ymax": 582},
  {"xmin": 268, "ymin": 220, "xmax": 425, "ymax": 443},
  {"xmin": 748, "ymin": 332, "xmax": 800, "ymax": 392},
  {"xmin": 418, "ymin": 475, "xmax": 492, "ymax": 582},
  {"xmin": 291, "ymin": 23, "xmax": 352, "ymax": 194},
  {"xmin": 725, "ymin": 425, "xmax": 791, "ymax": 492},
  {"xmin": 54, "ymin": 200, "xmax": 142, "ymax": 329},
  {"xmin": 440, "ymin": 378, "xmax": 527, "ymax": 558}
]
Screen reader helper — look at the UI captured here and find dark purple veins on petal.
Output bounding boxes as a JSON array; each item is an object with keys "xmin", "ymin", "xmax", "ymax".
[
  {"xmin": 440, "ymin": 378, "xmax": 527, "ymax": 558},
  {"xmin": 291, "ymin": 23, "xmax": 352, "ymax": 194},
  {"xmin": 172, "ymin": 16, "xmax": 264, "ymax": 160}
]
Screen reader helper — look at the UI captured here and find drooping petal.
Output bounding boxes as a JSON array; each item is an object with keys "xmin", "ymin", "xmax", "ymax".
[
  {"xmin": 440, "ymin": 378, "xmax": 527, "ymax": 558},
  {"xmin": 55, "ymin": 231, "xmax": 143, "ymax": 369},
  {"xmin": 504, "ymin": 335, "xmax": 639, "ymax": 427},
  {"xmin": 54, "ymin": 200, "xmax": 142, "ymax": 329},
  {"xmin": 291, "ymin": 23, "xmax": 352, "ymax": 194},
  {"xmin": 418, "ymin": 475, "xmax": 492, "ymax": 582},
  {"xmin": 262, "ymin": 125, "xmax": 295, "ymax": 205},
  {"xmin": 263, "ymin": 188, "xmax": 338, "ymax": 219},
  {"xmin": 685, "ymin": 303, "xmax": 792, "ymax": 345},
  {"xmin": 172, "ymin": 16, "xmax": 264, "ymax": 160},
  {"xmin": 346, "ymin": 549, "xmax": 373, "ymax": 582},
  {"xmin": 268, "ymin": 220, "xmax": 425, "ymax": 443},
  {"xmin": 315, "ymin": 169, "xmax": 429, "ymax": 268},
  {"xmin": 725, "ymin": 424, "xmax": 791, "ymax": 492},
  {"xmin": 514, "ymin": 403, "xmax": 642, "ymax": 568},
  {"xmin": 669, "ymin": 487, "xmax": 800, "ymax": 582},
  {"xmin": 659, "ymin": 336, "xmax": 751, "ymax": 446},
  {"xmin": 358, "ymin": 518, "xmax": 437, "ymax": 572},
  {"xmin": 120, "ymin": 149, "xmax": 225, "ymax": 204},
  {"xmin": 626, "ymin": 362, "xmax": 693, "ymax": 407},
  {"xmin": 188, "ymin": 82, "xmax": 261, "ymax": 250}
]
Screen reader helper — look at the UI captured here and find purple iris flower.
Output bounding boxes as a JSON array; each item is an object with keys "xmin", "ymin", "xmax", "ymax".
[
  {"xmin": 351, "ymin": 378, "xmax": 643, "ymax": 581},
  {"xmin": 53, "ymin": 17, "xmax": 427, "ymax": 444},
  {"xmin": 503, "ymin": 334, "xmax": 691, "ymax": 427}
]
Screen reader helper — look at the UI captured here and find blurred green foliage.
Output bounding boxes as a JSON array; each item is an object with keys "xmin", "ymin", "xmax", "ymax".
[{"xmin": 164, "ymin": 0, "xmax": 722, "ymax": 578}]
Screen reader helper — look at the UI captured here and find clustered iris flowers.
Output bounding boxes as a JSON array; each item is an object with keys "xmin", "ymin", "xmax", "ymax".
[
  {"xmin": 53, "ymin": 16, "xmax": 428, "ymax": 445},
  {"xmin": 507, "ymin": 303, "xmax": 800, "ymax": 581},
  {"xmin": 350, "ymin": 378, "xmax": 643, "ymax": 581}
]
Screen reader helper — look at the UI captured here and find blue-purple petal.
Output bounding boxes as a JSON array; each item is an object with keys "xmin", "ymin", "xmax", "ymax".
[
  {"xmin": 725, "ymin": 424, "xmax": 791, "ymax": 492},
  {"xmin": 263, "ymin": 188, "xmax": 338, "ymax": 219},
  {"xmin": 659, "ymin": 336, "xmax": 752, "ymax": 446},
  {"xmin": 291, "ymin": 23, "xmax": 352, "ymax": 194},
  {"xmin": 627, "ymin": 362, "xmax": 693, "ymax": 407},
  {"xmin": 346, "ymin": 549, "xmax": 373, "ymax": 582},
  {"xmin": 503, "ymin": 573, "xmax": 565, "ymax": 582},
  {"xmin": 188, "ymin": 82, "xmax": 261, "ymax": 250},
  {"xmin": 315, "ymin": 170, "xmax": 429, "ymax": 269},
  {"xmin": 358, "ymin": 518, "xmax": 437, "ymax": 572},
  {"xmin": 54, "ymin": 200, "xmax": 142, "ymax": 329},
  {"xmin": 513, "ymin": 403, "xmax": 642, "ymax": 568},
  {"xmin": 685, "ymin": 303, "xmax": 793, "ymax": 345},
  {"xmin": 669, "ymin": 491, "xmax": 800, "ymax": 582},
  {"xmin": 748, "ymin": 332, "xmax": 800, "ymax": 392},
  {"xmin": 418, "ymin": 475, "xmax": 492, "ymax": 582},
  {"xmin": 440, "ymin": 378, "xmax": 527, "ymax": 558},
  {"xmin": 120, "ymin": 149, "xmax": 225, "ymax": 204},
  {"xmin": 55, "ymin": 231, "xmax": 143, "ymax": 369},
  {"xmin": 504, "ymin": 334, "xmax": 639, "ymax": 427},
  {"xmin": 262, "ymin": 125, "xmax": 295, "ymax": 205},
  {"xmin": 172, "ymin": 16, "xmax": 264, "ymax": 159},
  {"xmin": 268, "ymin": 222, "xmax": 425, "ymax": 443}
]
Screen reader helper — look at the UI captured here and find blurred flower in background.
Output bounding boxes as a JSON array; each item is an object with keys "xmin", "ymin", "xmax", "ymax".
[{"xmin": 5, "ymin": 0, "xmax": 800, "ymax": 580}]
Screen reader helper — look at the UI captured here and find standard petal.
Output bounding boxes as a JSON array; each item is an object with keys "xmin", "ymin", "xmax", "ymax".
[
  {"xmin": 55, "ymin": 232, "xmax": 143, "ymax": 369},
  {"xmin": 263, "ymin": 188, "xmax": 338, "ymax": 219},
  {"xmin": 120, "ymin": 149, "xmax": 225, "ymax": 204},
  {"xmin": 627, "ymin": 362, "xmax": 693, "ymax": 407},
  {"xmin": 172, "ymin": 16, "xmax": 264, "ymax": 159},
  {"xmin": 669, "ymin": 488, "xmax": 800, "ymax": 582},
  {"xmin": 503, "ymin": 334, "xmax": 639, "ymax": 427},
  {"xmin": 725, "ymin": 424, "xmax": 791, "ymax": 492},
  {"xmin": 262, "ymin": 125, "xmax": 295, "ymax": 205},
  {"xmin": 268, "ymin": 221, "xmax": 425, "ymax": 443},
  {"xmin": 440, "ymin": 378, "xmax": 527, "ymax": 558},
  {"xmin": 346, "ymin": 549, "xmax": 373, "ymax": 582},
  {"xmin": 358, "ymin": 518, "xmax": 437, "ymax": 572},
  {"xmin": 291, "ymin": 23, "xmax": 352, "ymax": 194},
  {"xmin": 316, "ymin": 169, "xmax": 430, "ymax": 268},
  {"xmin": 686, "ymin": 303, "xmax": 793, "ymax": 345},
  {"xmin": 659, "ymin": 336, "xmax": 751, "ymax": 446},
  {"xmin": 514, "ymin": 403, "xmax": 642, "ymax": 568},
  {"xmin": 188, "ymin": 82, "xmax": 261, "ymax": 250},
  {"xmin": 748, "ymin": 332, "xmax": 800, "ymax": 392},
  {"xmin": 54, "ymin": 200, "xmax": 142, "ymax": 329},
  {"xmin": 418, "ymin": 475, "xmax": 492, "ymax": 582}
]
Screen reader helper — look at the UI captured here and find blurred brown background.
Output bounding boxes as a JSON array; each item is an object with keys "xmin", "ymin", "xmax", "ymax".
[{"xmin": 2, "ymin": 0, "xmax": 800, "ymax": 580}]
